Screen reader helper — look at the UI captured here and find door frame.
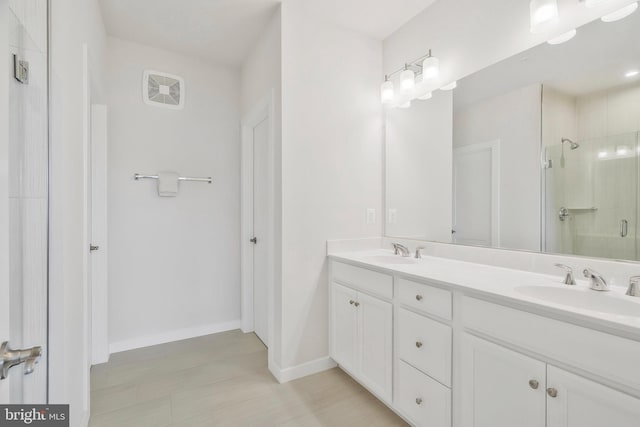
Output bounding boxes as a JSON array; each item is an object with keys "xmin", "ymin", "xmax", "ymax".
[
  {"xmin": 452, "ymin": 140, "xmax": 501, "ymax": 246},
  {"xmin": 240, "ymin": 91, "xmax": 275, "ymax": 353}
]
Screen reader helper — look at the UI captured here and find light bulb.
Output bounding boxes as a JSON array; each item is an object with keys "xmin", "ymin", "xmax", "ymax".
[
  {"xmin": 530, "ymin": 0, "xmax": 558, "ymax": 33},
  {"xmin": 601, "ymin": 2, "xmax": 638, "ymax": 22},
  {"xmin": 547, "ymin": 29, "xmax": 577, "ymax": 45},
  {"xmin": 585, "ymin": 0, "xmax": 608, "ymax": 7},
  {"xmin": 417, "ymin": 91, "xmax": 433, "ymax": 100},
  {"xmin": 380, "ymin": 79, "xmax": 394, "ymax": 104},
  {"xmin": 422, "ymin": 55, "xmax": 439, "ymax": 80},
  {"xmin": 400, "ymin": 68, "xmax": 416, "ymax": 92},
  {"xmin": 441, "ymin": 81, "xmax": 457, "ymax": 91},
  {"xmin": 598, "ymin": 150, "xmax": 608, "ymax": 159}
]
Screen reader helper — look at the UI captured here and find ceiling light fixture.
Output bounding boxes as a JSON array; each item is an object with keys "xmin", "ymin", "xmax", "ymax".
[
  {"xmin": 530, "ymin": 0, "xmax": 559, "ymax": 33},
  {"xmin": 547, "ymin": 28, "xmax": 577, "ymax": 44},
  {"xmin": 601, "ymin": 2, "xmax": 638, "ymax": 22},
  {"xmin": 625, "ymin": 70, "xmax": 639, "ymax": 78},
  {"xmin": 441, "ymin": 81, "xmax": 457, "ymax": 91},
  {"xmin": 422, "ymin": 50, "xmax": 439, "ymax": 80},
  {"xmin": 380, "ymin": 76, "xmax": 394, "ymax": 104}
]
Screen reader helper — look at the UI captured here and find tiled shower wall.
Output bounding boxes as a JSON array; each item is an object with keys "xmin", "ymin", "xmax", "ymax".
[{"xmin": 8, "ymin": 0, "xmax": 48, "ymax": 403}]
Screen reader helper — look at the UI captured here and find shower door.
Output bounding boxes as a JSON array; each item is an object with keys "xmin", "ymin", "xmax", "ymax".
[
  {"xmin": 544, "ymin": 132, "xmax": 639, "ymax": 261},
  {"xmin": 0, "ymin": 0, "xmax": 49, "ymax": 403}
]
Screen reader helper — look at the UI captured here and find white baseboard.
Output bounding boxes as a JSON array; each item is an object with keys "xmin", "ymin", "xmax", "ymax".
[
  {"xmin": 109, "ymin": 320, "xmax": 242, "ymax": 354},
  {"xmin": 271, "ymin": 356, "xmax": 337, "ymax": 383}
]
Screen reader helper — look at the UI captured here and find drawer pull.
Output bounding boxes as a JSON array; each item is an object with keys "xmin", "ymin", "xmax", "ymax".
[
  {"xmin": 415, "ymin": 341, "xmax": 423, "ymax": 348},
  {"xmin": 415, "ymin": 294, "xmax": 423, "ymax": 301},
  {"xmin": 349, "ymin": 300, "xmax": 355, "ymax": 305},
  {"xmin": 547, "ymin": 388, "xmax": 558, "ymax": 398},
  {"xmin": 529, "ymin": 379, "xmax": 539, "ymax": 390},
  {"xmin": 415, "ymin": 397, "xmax": 423, "ymax": 405}
]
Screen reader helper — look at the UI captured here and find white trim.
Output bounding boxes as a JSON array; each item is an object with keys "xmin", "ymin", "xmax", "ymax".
[
  {"xmin": 108, "ymin": 320, "xmax": 242, "ymax": 355},
  {"xmin": 240, "ymin": 91, "xmax": 276, "ymax": 362},
  {"xmin": 452, "ymin": 140, "xmax": 501, "ymax": 247},
  {"xmin": 271, "ymin": 357, "xmax": 337, "ymax": 384}
]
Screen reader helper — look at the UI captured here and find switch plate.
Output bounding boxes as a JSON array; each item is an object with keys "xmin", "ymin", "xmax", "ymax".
[
  {"xmin": 388, "ymin": 209, "xmax": 397, "ymax": 224},
  {"xmin": 366, "ymin": 209, "xmax": 376, "ymax": 224}
]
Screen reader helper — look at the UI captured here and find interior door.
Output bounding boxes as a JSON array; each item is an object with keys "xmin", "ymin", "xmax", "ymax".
[
  {"xmin": 461, "ymin": 334, "xmax": 546, "ymax": 427},
  {"xmin": 252, "ymin": 118, "xmax": 269, "ymax": 346},
  {"xmin": 1, "ymin": 0, "xmax": 49, "ymax": 403},
  {"xmin": 453, "ymin": 142, "xmax": 500, "ymax": 247},
  {"xmin": 546, "ymin": 365, "xmax": 640, "ymax": 427}
]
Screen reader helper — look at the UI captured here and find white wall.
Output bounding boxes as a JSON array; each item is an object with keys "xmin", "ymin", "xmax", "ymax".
[
  {"xmin": 453, "ymin": 84, "xmax": 542, "ymax": 251},
  {"xmin": 240, "ymin": 8, "xmax": 283, "ymax": 367},
  {"xmin": 280, "ymin": 1, "xmax": 383, "ymax": 369},
  {"xmin": 386, "ymin": 90, "xmax": 452, "ymax": 241},
  {"xmin": 49, "ymin": 0, "xmax": 107, "ymax": 424},
  {"xmin": 106, "ymin": 37, "xmax": 241, "ymax": 351}
]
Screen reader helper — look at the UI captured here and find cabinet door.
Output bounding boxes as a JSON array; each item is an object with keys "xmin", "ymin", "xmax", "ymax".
[
  {"xmin": 547, "ymin": 365, "xmax": 640, "ymax": 427},
  {"xmin": 461, "ymin": 334, "xmax": 546, "ymax": 427},
  {"xmin": 330, "ymin": 282, "xmax": 358, "ymax": 372},
  {"xmin": 358, "ymin": 292, "xmax": 393, "ymax": 402}
]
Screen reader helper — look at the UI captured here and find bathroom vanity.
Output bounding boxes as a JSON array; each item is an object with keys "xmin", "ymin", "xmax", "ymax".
[{"xmin": 328, "ymin": 250, "xmax": 640, "ymax": 427}]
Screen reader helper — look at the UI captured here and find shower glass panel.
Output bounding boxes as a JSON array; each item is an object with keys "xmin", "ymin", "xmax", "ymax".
[{"xmin": 545, "ymin": 132, "xmax": 639, "ymax": 261}]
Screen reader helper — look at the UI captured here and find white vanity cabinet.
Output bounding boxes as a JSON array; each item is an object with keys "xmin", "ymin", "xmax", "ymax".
[{"xmin": 329, "ymin": 264, "xmax": 393, "ymax": 402}]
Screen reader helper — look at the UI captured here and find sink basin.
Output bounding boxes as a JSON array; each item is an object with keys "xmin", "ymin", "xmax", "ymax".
[
  {"xmin": 363, "ymin": 255, "xmax": 416, "ymax": 265},
  {"xmin": 515, "ymin": 286, "xmax": 640, "ymax": 317}
]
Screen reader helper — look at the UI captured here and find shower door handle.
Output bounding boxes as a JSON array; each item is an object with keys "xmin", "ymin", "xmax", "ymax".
[{"xmin": 620, "ymin": 220, "xmax": 628, "ymax": 238}]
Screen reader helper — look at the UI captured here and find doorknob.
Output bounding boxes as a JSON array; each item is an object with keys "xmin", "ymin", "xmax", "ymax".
[
  {"xmin": 0, "ymin": 341, "xmax": 42, "ymax": 380},
  {"xmin": 90, "ymin": 245, "xmax": 99, "ymax": 252},
  {"xmin": 250, "ymin": 237, "xmax": 258, "ymax": 244}
]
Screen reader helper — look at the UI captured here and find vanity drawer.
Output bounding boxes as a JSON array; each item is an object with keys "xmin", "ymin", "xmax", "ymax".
[
  {"xmin": 396, "ymin": 360, "xmax": 451, "ymax": 427},
  {"xmin": 397, "ymin": 278, "xmax": 452, "ymax": 320},
  {"xmin": 331, "ymin": 261, "xmax": 393, "ymax": 300},
  {"xmin": 398, "ymin": 308, "xmax": 452, "ymax": 387}
]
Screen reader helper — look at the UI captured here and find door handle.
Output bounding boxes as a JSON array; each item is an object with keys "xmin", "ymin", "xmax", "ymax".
[
  {"xmin": 620, "ymin": 219, "xmax": 628, "ymax": 238},
  {"xmin": 250, "ymin": 237, "xmax": 258, "ymax": 244},
  {"xmin": 90, "ymin": 245, "xmax": 99, "ymax": 252},
  {"xmin": 0, "ymin": 341, "xmax": 42, "ymax": 380}
]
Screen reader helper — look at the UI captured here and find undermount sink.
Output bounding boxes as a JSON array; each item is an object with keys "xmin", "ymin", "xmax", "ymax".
[
  {"xmin": 363, "ymin": 255, "xmax": 416, "ymax": 265},
  {"xmin": 515, "ymin": 285, "xmax": 640, "ymax": 317}
]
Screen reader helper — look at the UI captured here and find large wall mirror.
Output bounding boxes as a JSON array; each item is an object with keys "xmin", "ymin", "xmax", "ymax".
[{"xmin": 385, "ymin": 12, "xmax": 640, "ymax": 261}]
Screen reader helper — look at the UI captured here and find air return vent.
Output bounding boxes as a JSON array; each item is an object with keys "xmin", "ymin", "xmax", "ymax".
[{"xmin": 142, "ymin": 70, "xmax": 185, "ymax": 110}]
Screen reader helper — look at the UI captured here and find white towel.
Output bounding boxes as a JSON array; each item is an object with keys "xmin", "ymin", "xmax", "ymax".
[{"xmin": 157, "ymin": 171, "xmax": 179, "ymax": 197}]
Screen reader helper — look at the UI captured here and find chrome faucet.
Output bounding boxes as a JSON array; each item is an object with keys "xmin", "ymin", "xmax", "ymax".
[
  {"xmin": 583, "ymin": 268, "xmax": 609, "ymax": 291},
  {"xmin": 392, "ymin": 243, "xmax": 410, "ymax": 257},
  {"xmin": 415, "ymin": 246, "xmax": 426, "ymax": 259},
  {"xmin": 626, "ymin": 276, "xmax": 640, "ymax": 297},
  {"xmin": 554, "ymin": 264, "xmax": 576, "ymax": 285}
]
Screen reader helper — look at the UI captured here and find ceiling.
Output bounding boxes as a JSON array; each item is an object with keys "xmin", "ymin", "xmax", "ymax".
[
  {"xmin": 454, "ymin": 9, "xmax": 640, "ymax": 111},
  {"xmin": 99, "ymin": 0, "xmax": 438, "ymax": 67}
]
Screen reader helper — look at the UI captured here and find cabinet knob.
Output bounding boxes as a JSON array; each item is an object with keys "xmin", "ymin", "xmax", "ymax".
[
  {"xmin": 547, "ymin": 388, "xmax": 558, "ymax": 398},
  {"xmin": 349, "ymin": 300, "xmax": 355, "ymax": 305},
  {"xmin": 528, "ymin": 379, "xmax": 539, "ymax": 390},
  {"xmin": 416, "ymin": 295, "xmax": 423, "ymax": 301},
  {"xmin": 354, "ymin": 302, "xmax": 360, "ymax": 307},
  {"xmin": 415, "ymin": 397, "xmax": 423, "ymax": 405},
  {"xmin": 415, "ymin": 341, "xmax": 423, "ymax": 348}
]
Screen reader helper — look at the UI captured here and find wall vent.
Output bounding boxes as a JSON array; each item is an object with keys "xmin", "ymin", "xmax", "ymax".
[{"xmin": 142, "ymin": 70, "xmax": 185, "ymax": 110}]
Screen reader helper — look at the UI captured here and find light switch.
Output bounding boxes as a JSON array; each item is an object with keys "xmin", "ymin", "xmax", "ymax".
[
  {"xmin": 388, "ymin": 209, "xmax": 397, "ymax": 224},
  {"xmin": 366, "ymin": 208, "xmax": 376, "ymax": 224}
]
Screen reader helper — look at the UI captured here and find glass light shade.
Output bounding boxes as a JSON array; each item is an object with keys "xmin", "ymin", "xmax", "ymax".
[
  {"xmin": 626, "ymin": 70, "xmax": 640, "ymax": 78},
  {"xmin": 547, "ymin": 29, "xmax": 577, "ymax": 45},
  {"xmin": 530, "ymin": 0, "xmax": 559, "ymax": 33},
  {"xmin": 422, "ymin": 56, "xmax": 439, "ymax": 80},
  {"xmin": 417, "ymin": 91, "xmax": 433, "ymax": 100},
  {"xmin": 400, "ymin": 69, "xmax": 416, "ymax": 91},
  {"xmin": 585, "ymin": 0, "xmax": 608, "ymax": 7},
  {"xmin": 601, "ymin": 2, "xmax": 638, "ymax": 22},
  {"xmin": 380, "ymin": 80, "xmax": 394, "ymax": 104},
  {"xmin": 441, "ymin": 81, "xmax": 457, "ymax": 91}
]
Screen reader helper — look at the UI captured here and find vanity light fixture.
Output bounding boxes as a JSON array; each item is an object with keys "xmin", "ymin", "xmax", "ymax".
[
  {"xmin": 417, "ymin": 91, "xmax": 433, "ymax": 100},
  {"xmin": 616, "ymin": 145, "xmax": 631, "ymax": 156},
  {"xmin": 597, "ymin": 150, "xmax": 609, "ymax": 159},
  {"xmin": 441, "ymin": 81, "xmax": 457, "ymax": 91},
  {"xmin": 547, "ymin": 28, "xmax": 577, "ymax": 44},
  {"xmin": 625, "ymin": 69, "xmax": 639, "ymax": 78},
  {"xmin": 601, "ymin": 2, "xmax": 638, "ymax": 22},
  {"xmin": 422, "ymin": 50, "xmax": 439, "ymax": 80},
  {"xmin": 380, "ymin": 76, "xmax": 395, "ymax": 103},
  {"xmin": 400, "ymin": 65, "xmax": 416, "ymax": 92},
  {"xmin": 530, "ymin": 0, "xmax": 559, "ymax": 33}
]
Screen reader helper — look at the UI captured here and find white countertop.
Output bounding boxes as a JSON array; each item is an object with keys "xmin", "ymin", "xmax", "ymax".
[{"xmin": 329, "ymin": 249, "xmax": 640, "ymax": 340}]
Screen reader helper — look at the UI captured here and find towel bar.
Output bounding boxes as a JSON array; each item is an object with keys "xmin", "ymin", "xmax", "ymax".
[{"xmin": 134, "ymin": 173, "xmax": 212, "ymax": 184}]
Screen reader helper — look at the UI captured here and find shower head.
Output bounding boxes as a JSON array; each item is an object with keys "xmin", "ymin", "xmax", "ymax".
[{"xmin": 562, "ymin": 138, "xmax": 580, "ymax": 150}]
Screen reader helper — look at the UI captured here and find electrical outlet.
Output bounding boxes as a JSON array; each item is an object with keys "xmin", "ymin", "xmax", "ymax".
[
  {"xmin": 388, "ymin": 209, "xmax": 397, "ymax": 224},
  {"xmin": 366, "ymin": 209, "xmax": 376, "ymax": 224}
]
